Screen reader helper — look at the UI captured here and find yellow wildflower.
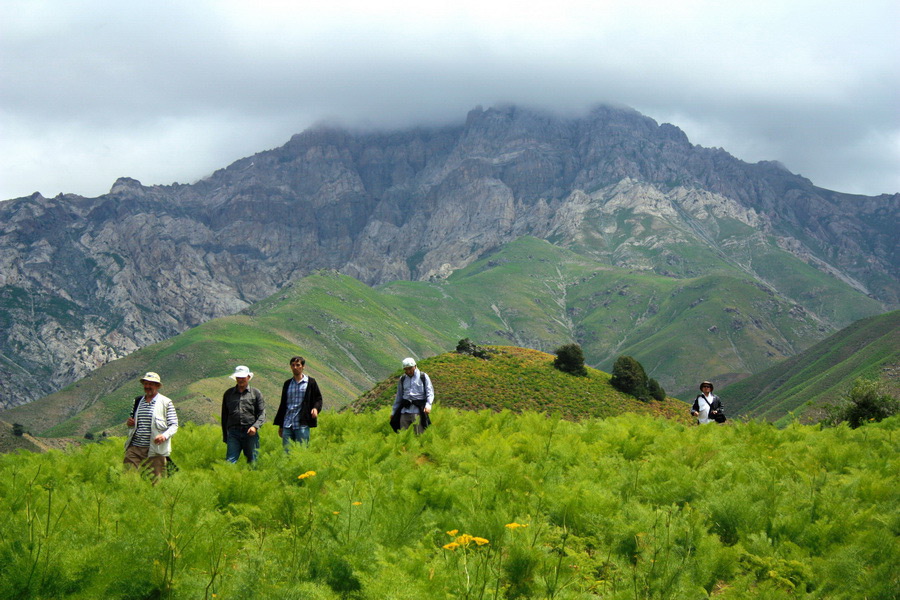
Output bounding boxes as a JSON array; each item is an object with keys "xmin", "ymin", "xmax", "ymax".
[
  {"xmin": 297, "ymin": 470, "xmax": 317, "ymax": 480},
  {"xmin": 456, "ymin": 534, "xmax": 474, "ymax": 545},
  {"xmin": 472, "ymin": 537, "xmax": 489, "ymax": 546},
  {"xmin": 442, "ymin": 542, "xmax": 460, "ymax": 550},
  {"xmin": 446, "ymin": 529, "xmax": 459, "ymax": 536},
  {"xmin": 333, "ymin": 511, "xmax": 340, "ymax": 515},
  {"xmin": 505, "ymin": 522, "xmax": 528, "ymax": 530},
  {"xmin": 352, "ymin": 501, "xmax": 362, "ymax": 506}
]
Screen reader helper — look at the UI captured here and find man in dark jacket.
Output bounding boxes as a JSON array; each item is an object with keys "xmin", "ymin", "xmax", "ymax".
[
  {"xmin": 273, "ymin": 356, "xmax": 324, "ymax": 451},
  {"xmin": 691, "ymin": 380, "xmax": 724, "ymax": 424},
  {"xmin": 221, "ymin": 365, "xmax": 266, "ymax": 463}
]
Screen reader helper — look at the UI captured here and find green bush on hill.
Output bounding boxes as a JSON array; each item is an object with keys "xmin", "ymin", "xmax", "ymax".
[
  {"xmin": 610, "ymin": 355, "xmax": 666, "ymax": 402},
  {"xmin": 824, "ymin": 378, "xmax": 899, "ymax": 428},
  {"xmin": 455, "ymin": 338, "xmax": 494, "ymax": 360},
  {"xmin": 553, "ymin": 343, "xmax": 588, "ymax": 377}
]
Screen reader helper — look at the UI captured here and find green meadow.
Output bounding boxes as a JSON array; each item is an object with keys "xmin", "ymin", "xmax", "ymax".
[{"xmin": 1, "ymin": 411, "xmax": 896, "ymax": 599}]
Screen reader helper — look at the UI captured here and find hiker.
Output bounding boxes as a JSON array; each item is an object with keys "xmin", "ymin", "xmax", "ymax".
[
  {"xmin": 124, "ymin": 372, "xmax": 179, "ymax": 479},
  {"xmin": 273, "ymin": 356, "xmax": 324, "ymax": 451},
  {"xmin": 691, "ymin": 380, "xmax": 725, "ymax": 424},
  {"xmin": 221, "ymin": 365, "xmax": 266, "ymax": 463},
  {"xmin": 391, "ymin": 357, "xmax": 434, "ymax": 434}
]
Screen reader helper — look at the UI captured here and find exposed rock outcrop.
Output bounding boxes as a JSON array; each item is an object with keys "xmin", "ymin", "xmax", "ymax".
[{"xmin": 0, "ymin": 104, "xmax": 896, "ymax": 408}]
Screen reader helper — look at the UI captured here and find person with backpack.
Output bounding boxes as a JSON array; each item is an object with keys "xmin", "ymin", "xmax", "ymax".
[
  {"xmin": 124, "ymin": 372, "xmax": 179, "ymax": 479},
  {"xmin": 391, "ymin": 357, "xmax": 434, "ymax": 434},
  {"xmin": 691, "ymin": 380, "xmax": 725, "ymax": 424}
]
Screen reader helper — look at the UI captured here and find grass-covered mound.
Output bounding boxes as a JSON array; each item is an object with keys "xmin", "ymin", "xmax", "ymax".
[
  {"xmin": 0, "ymin": 411, "xmax": 895, "ymax": 599},
  {"xmin": 349, "ymin": 346, "xmax": 691, "ymax": 423}
]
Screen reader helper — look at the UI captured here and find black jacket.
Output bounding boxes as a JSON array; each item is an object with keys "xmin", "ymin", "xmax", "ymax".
[
  {"xmin": 691, "ymin": 394, "xmax": 723, "ymax": 420},
  {"xmin": 273, "ymin": 377, "xmax": 324, "ymax": 428}
]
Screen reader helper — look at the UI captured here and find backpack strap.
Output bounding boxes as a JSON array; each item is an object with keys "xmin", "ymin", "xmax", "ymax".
[{"xmin": 131, "ymin": 395, "xmax": 143, "ymax": 419}]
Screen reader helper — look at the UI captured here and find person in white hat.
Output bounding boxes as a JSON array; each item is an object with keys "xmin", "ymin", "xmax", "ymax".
[
  {"xmin": 124, "ymin": 372, "xmax": 179, "ymax": 479},
  {"xmin": 390, "ymin": 357, "xmax": 434, "ymax": 434},
  {"xmin": 221, "ymin": 365, "xmax": 266, "ymax": 463}
]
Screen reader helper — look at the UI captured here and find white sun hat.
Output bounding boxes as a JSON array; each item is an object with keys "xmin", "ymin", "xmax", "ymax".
[{"xmin": 230, "ymin": 365, "xmax": 254, "ymax": 380}]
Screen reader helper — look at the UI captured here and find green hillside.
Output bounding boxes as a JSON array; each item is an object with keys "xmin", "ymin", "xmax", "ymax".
[
  {"xmin": 350, "ymin": 346, "xmax": 690, "ymax": 423},
  {"xmin": 0, "ymin": 411, "xmax": 896, "ymax": 599},
  {"xmin": 2, "ymin": 237, "xmax": 883, "ymax": 437},
  {"xmin": 719, "ymin": 310, "xmax": 900, "ymax": 425}
]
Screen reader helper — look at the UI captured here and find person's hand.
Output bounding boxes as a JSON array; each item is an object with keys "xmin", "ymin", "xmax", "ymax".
[
  {"xmin": 424, "ymin": 406, "xmax": 431, "ymax": 414},
  {"xmin": 248, "ymin": 426, "xmax": 257, "ymax": 436},
  {"xmin": 126, "ymin": 417, "xmax": 135, "ymax": 427},
  {"xmin": 310, "ymin": 408, "xmax": 318, "ymax": 418},
  {"xmin": 153, "ymin": 434, "xmax": 166, "ymax": 444},
  {"xmin": 279, "ymin": 427, "xmax": 284, "ymax": 438},
  {"xmin": 691, "ymin": 411, "xmax": 698, "ymax": 417}
]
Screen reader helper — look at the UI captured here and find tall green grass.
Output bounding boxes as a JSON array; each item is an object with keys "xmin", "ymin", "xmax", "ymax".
[{"xmin": 1, "ymin": 411, "xmax": 896, "ymax": 599}]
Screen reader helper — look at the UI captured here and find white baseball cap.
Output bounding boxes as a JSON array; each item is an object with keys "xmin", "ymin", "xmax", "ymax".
[{"xmin": 401, "ymin": 357, "xmax": 417, "ymax": 368}]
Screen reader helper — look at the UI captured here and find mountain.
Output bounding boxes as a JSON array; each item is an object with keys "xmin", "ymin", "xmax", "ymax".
[
  {"xmin": 1, "ymin": 238, "xmax": 877, "ymax": 437},
  {"xmin": 1, "ymin": 104, "xmax": 896, "ymax": 408},
  {"xmin": 719, "ymin": 309, "xmax": 900, "ymax": 425}
]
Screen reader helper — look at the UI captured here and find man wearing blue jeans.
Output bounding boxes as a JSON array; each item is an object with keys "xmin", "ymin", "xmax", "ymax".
[
  {"xmin": 273, "ymin": 356, "xmax": 324, "ymax": 451},
  {"xmin": 221, "ymin": 365, "xmax": 266, "ymax": 463}
]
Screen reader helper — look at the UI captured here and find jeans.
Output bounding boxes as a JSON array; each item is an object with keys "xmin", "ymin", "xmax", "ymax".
[
  {"xmin": 226, "ymin": 428, "xmax": 259, "ymax": 463},
  {"xmin": 281, "ymin": 425, "xmax": 310, "ymax": 451},
  {"xmin": 399, "ymin": 412, "xmax": 426, "ymax": 435}
]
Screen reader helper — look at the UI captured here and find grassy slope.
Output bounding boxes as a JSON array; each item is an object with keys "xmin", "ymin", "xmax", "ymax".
[
  {"xmin": 720, "ymin": 310, "xmax": 900, "ymax": 424},
  {"xmin": 0, "ymin": 420, "xmax": 53, "ymax": 453},
  {"xmin": 0, "ymin": 412, "xmax": 896, "ymax": 598},
  {"xmin": 350, "ymin": 346, "xmax": 691, "ymax": 424},
  {"xmin": 1, "ymin": 237, "xmax": 884, "ymax": 436}
]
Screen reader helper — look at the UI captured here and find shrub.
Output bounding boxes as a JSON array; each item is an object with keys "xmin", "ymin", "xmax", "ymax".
[
  {"xmin": 824, "ymin": 379, "xmax": 899, "ymax": 428},
  {"xmin": 610, "ymin": 355, "xmax": 650, "ymax": 401},
  {"xmin": 455, "ymin": 338, "xmax": 493, "ymax": 360},
  {"xmin": 12, "ymin": 423, "xmax": 25, "ymax": 437},
  {"xmin": 648, "ymin": 378, "xmax": 666, "ymax": 402},
  {"xmin": 552, "ymin": 343, "xmax": 587, "ymax": 376}
]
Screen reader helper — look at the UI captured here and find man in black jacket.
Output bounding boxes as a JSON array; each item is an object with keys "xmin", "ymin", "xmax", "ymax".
[
  {"xmin": 221, "ymin": 365, "xmax": 266, "ymax": 463},
  {"xmin": 273, "ymin": 356, "xmax": 324, "ymax": 451},
  {"xmin": 691, "ymin": 381, "xmax": 724, "ymax": 424}
]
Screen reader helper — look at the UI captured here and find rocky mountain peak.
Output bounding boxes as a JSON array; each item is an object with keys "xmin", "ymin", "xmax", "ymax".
[{"xmin": 0, "ymin": 104, "xmax": 896, "ymax": 410}]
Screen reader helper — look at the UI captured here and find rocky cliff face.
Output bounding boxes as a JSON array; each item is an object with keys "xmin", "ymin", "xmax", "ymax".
[{"xmin": 1, "ymin": 104, "xmax": 896, "ymax": 408}]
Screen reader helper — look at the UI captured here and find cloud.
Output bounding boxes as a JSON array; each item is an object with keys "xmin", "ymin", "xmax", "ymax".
[{"xmin": 1, "ymin": 0, "xmax": 898, "ymax": 199}]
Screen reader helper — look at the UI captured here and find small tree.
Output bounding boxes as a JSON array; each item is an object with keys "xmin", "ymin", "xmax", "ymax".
[
  {"xmin": 456, "ymin": 338, "xmax": 493, "ymax": 360},
  {"xmin": 610, "ymin": 355, "xmax": 650, "ymax": 401},
  {"xmin": 648, "ymin": 377, "xmax": 667, "ymax": 402},
  {"xmin": 825, "ymin": 379, "xmax": 899, "ymax": 428},
  {"xmin": 553, "ymin": 343, "xmax": 588, "ymax": 376},
  {"xmin": 12, "ymin": 423, "xmax": 25, "ymax": 437}
]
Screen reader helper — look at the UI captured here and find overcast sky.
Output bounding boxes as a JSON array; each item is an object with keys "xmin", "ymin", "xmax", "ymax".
[{"xmin": 2, "ymin": 0, "xmax": 898, "ymax": 201}]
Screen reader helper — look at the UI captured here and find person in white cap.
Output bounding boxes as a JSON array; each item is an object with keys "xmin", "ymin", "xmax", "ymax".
[
  {"xmin": 124, "ymin": 372, "xmax": 179, "ymax": 479},
  {"xmin": 221, "ymin": 365, "xmax": 266, "ymax": 463},
  {"xmin": 391, "ymin": 357, "xmax": 434, "ymax": 434}
]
